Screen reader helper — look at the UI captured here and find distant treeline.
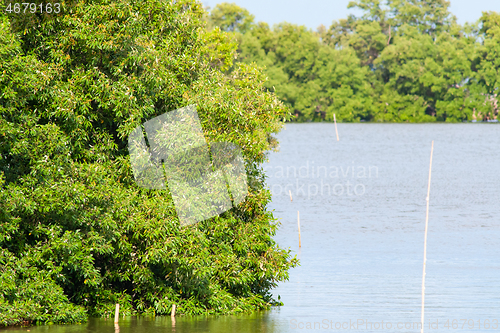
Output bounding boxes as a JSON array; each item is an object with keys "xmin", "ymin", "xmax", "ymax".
[{"xmin": 206, "ymin": 0, "xmax": 500, "ymax": 122}]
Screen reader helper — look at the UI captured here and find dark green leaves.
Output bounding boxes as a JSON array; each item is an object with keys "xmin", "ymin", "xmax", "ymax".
[{"xmin": 1, "ymin": 0, "xmax": 296, "ymax": 325}]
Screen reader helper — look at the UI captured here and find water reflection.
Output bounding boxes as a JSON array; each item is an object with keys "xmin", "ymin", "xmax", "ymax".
[{"xmin": 1, "ymin": 313, "xmax": 290, "ymax": 333}]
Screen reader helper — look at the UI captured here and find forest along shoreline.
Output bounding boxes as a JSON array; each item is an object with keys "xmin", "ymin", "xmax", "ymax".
[{"xmin": 207, "ymin": 1, "xmax": 500, "ymax": 123}]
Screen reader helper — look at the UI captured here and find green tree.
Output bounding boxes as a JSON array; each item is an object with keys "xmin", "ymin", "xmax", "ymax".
[
  {"xmin": 321, "ymin": 3, "xmax": 389, "ymax": 67},
  {"xmin": 387, "ymin": 0, "xmax": 456, "ymax": 37},
  {"xmin": 468, "ymin": 11, "xmax": 500, "ymax": 120},
  {"xmin": 210, "ymin": 1, "xmax": 498, "ymax": 123},
  {"xmin": 207, "ymin": 2, "xmax": 255, "ymax": 34},
  {"xmin": 375, "ymin": 23, "xmax": 476, "ymax": 121},
  {"xmin": 238, "ymin": 22, "xmax": 375, "ymax": 121},
  {"xmin": 0, "ymin": 0, "xmax": 297, "ymax": 326},
  {"xmin": 337, "ymin": 0, "xmax": 481, "ymax": 122}
]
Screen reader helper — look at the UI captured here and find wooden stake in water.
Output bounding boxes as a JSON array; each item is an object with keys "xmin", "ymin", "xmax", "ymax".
[
  {"xmin": 297, "ymin": 211, "xmax": 301, "ymax": 248},
  {"xmin": 421, "ymin": 141, "xmax": 434, "ymax": 333},
  {"xmin": 289, "ymin": 190, "xmax": 293, "ymax": 201},
  {"xmin": 334, "ymin": 113, "xmax": 339, "ymax": 141},
  {"xmin": 114, "ymin": 304, "xmax": 120, "ymax": 324},
  {"xmin": 171, "ymin": 304, "xmax": 176, "ymax": 317}
]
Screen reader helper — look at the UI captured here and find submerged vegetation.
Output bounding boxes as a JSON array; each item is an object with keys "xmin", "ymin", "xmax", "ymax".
[
  {"xmin": 0, "ymin": 0, "xmax": 297, "ymax": 327},
  {"xmin": 207, "ymin": 0, "xmax": 500, "ymax": 122}
]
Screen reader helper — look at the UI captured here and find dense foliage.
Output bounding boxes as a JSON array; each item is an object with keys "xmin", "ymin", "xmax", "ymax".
[
  {"xmin": 208, "ymin": 0, "xmax": 500, "ymax": 122},
  {"xmin": 0, "ymin": 0, "xmax": 297, "ymax": 327}
]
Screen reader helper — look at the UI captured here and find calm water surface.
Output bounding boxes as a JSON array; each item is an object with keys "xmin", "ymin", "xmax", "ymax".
[{"xmin": 4, "ymin": 124, "xmax": 500, "ymax": 332}]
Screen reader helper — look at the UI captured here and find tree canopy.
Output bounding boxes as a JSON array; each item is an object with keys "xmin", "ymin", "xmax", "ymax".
[
  {"xmin": 0, "ymin": 0, "xmax": 297, "ymax": 326},
  {"xmin": 206, "ymin": 2, "xmax": 255, "ymax": 34}
]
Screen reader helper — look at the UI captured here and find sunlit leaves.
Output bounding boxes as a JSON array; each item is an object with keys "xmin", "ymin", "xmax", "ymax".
[{"xmin": 0, "ymin": 0, "xmax": 296, "ymax": 325}]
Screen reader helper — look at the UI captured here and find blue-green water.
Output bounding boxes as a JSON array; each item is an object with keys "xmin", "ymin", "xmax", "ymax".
[
  {"xmin": 4, "ymin": 123, "xmax": 500, "ymax": 332},
  {"xmin": 266, "ymin": 123, "xmax": 500, "ymax": 332}
]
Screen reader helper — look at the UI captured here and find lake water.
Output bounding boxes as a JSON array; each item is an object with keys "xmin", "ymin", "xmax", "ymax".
[{"xmin": 4, "ymin": 124, "xmax": 500, "ymax": 332}]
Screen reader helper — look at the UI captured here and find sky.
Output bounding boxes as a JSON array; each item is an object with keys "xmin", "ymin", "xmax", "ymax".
[{"xmin": 203, "ymin": 0, "xmax": 499, "ymax": 30}]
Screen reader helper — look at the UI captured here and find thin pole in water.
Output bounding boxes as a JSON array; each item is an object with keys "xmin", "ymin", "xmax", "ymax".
[
  {"xmin": 297, "ymin": 211, "xmax": 301, "ymax": 248},
  {"xmin": 421, "ymin": 141, "xmax": 434, "ymax": 333},
  {"xmin": 334, "ymin": 113, "xmax": 339, "ymax": 141},
  {"xmin": 289, "ymin": 190, "xmax": 293, "ymax": 202},
  {"xmin": 171, "ymin": 304, "xmax": 176, "ymax": 317},
  {"xmin": 114, "ymin": 304, "xmax": 120, "ymax": 324}
]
